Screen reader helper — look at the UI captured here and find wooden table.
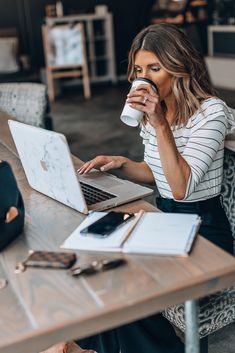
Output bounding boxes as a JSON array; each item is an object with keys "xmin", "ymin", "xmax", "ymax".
[{"xmin": 0, "ymin": 113, "xmax": 235, "ymax": 353}]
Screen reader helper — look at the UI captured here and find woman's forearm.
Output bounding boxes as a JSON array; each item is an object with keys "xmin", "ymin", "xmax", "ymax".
[
  {"xmin": 78, "ymin": 155, "xmax": 155, "ymax": 184},
  {"xmin": 155, "ymin": 121, "xmax": 191, "ymax": 199},
  {"xmin": 121, "ymin": 158, "xmax": 155, "ymax": 184}
]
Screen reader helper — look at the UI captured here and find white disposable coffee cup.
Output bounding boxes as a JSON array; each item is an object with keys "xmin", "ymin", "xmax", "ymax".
[{"xmin": 120, "ymin": 78, "xmax": 158, "ymax": 127}]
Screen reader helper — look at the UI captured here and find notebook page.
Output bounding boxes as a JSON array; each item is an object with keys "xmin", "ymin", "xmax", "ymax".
[
  {"xmin": 123, "ymin": 213, "xmax": 200, "ymax": 255},
  {"xmin": 61, "ymin": 212, "xmax": 135, "ymax": 252}
]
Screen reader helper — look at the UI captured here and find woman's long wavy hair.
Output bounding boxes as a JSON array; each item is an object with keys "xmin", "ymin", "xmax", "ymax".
[{"xmin": 127, "ymin": 23, "xmax": 217, "ymax": 127}]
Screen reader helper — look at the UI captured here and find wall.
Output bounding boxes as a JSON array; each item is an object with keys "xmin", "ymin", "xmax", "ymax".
[
  {"xmin": 63, "ymin": 0, "xmax": 155, "ymax": 74},
  {"xmin": 0, "ymin": 0, "xmax": 54, "ymax": 69},
  {"xmin": 106, "ymin": 0, "xmax": 155, "ymax": 75},
  {"xmin": 206, "ymin": 57, "xmax": 235, "ymax": 90},
  {"xmin": 0, "ymin": 0, "xmax": 155, "ymax": 75}
]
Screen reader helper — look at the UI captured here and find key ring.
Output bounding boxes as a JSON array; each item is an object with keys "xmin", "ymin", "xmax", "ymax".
[
  {"xmin": 0, "ymin": 278, "xmax": 7, "ymax": 290},
  {"xmin": 14, "ymin": 249, "xmax": 34, "ymax": 274},
  {"xmin": 70, "ymin": 258, "xmax": 127, "ymax": 277}
]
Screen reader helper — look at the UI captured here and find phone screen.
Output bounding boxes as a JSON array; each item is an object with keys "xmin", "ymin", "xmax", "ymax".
[{"xmin": 80, "ymin": 211, "xmax": 134, "ymax": 237}]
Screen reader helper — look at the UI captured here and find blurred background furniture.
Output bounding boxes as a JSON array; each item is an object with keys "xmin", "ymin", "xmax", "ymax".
[
  {"xmin": 0, "ymin": 28, "xmax": 19, "ymax": 74},
  {"xmin": 206, "ymin": 25, "xmax": 235, "ymax": 90},
  {"xmin": 0, "ymin": 82, "xmax": 53, "ymax": 129},
  {"xmin": 42, "ymin": 22, "xmax": 90, "ymax": 102},
  {"xmin": 0, "ymin": 23, "xmax": 38, "ymax": 84},
  {"xmin": 222, "ymin": 148, "xmax": 235, "ymax": 251},
  {"xmin": 150, "ymin": 0, "xmax": 208, "ymax": 54},
  {"xmin": 45, "ymin": 10, "xmax": 117, "ymax": 85}
]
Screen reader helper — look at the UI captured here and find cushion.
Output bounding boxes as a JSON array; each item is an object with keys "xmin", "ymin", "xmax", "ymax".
[
  {"xmin": 225, "ymin": 107, "xmax": 235, "ymax": 152},
  {"xmin": 163, "ymin": 286, "xmax": 235, "ymax": 338},
  {"xmin": 221, "ymin": 148, "xmax": 235, "ymax": 249},
  {"xmin": 0, "ymin": 83, "xmax": 47, "ymax": 127},
  {"xmin": 0, "ymin": 37, "xmax": 19, "ymax": 73}
]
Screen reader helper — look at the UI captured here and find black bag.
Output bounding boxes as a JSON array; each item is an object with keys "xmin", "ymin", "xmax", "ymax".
[{"xmin": 0, "ymin": 161, "xmax": 24, "ymax": 251}]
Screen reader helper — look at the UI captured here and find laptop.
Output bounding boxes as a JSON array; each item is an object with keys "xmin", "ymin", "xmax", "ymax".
[{"xmin": 8, "ymin": 120, "xmax": 153, "ymax": 214}]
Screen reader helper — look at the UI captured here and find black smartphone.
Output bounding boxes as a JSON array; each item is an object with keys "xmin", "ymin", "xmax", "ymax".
[{"xmin": 80, "ymin": 211, "xmax": 134, "ymax": 237}]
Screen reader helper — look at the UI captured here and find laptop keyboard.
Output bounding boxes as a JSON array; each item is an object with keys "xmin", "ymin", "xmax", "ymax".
[{"xmin": 80, "ymin": 182, "xmax": 116, "ymax": 205}]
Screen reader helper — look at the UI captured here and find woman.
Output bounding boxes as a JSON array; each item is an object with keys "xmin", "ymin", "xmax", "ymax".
[
  {"xmin": 45, "ymin": 23, "xmax": 234, "ymax": 353},
  {"xmin": 79, "ymin": 23, "xmax": 233, "ymax": 254}
]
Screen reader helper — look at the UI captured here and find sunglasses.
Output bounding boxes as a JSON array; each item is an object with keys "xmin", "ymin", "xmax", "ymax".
[{"xmin": 70, "ymin": 258, "xmax": 127, "ymax": 277}]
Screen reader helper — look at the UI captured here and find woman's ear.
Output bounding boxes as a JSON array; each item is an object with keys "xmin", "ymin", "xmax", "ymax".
[{"xmin": 5, "ymin": 207, "xmax": 19, "ymax": 224}]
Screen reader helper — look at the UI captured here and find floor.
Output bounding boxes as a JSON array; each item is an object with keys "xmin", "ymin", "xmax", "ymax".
[
  {"xmin": 51, "ymin": 82, "xmax": 235, "ymax": 353},
  {"xmin": 51, "ymin": 83, "xmax": 145, "ymax": 162}
]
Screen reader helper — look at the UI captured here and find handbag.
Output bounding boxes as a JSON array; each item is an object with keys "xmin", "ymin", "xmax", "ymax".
[{"xmin": 0, "ymin": 161, "xmax": 24, "ymax": 251}]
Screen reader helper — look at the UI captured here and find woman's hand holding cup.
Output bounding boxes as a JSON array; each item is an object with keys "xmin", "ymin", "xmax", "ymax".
[{"xmin": 120, "ymin": 77, "xmax": 159, "ymax": 127}]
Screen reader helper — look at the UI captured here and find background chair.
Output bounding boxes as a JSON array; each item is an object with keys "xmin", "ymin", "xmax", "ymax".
[
  {"xmin": 0, "ymin": 82, "xmax": 53, "ymax": 129},
  {"xmin": 42, "ymin": 23, "xmax": 91, "ymax": 102},
  {"xmin": 163, "ymin": 147, "xmax": 235, "ymax": 353}
]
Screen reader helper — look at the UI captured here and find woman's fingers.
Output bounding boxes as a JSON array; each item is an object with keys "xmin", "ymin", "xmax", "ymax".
[
  {"xmin": 127, "ymin": 94, "xmax": 158, "ymax": 106},
  {"xmin": 100, "ymin": 159, "xmax": 123, "ymax": 171},
  {"xmin": 100, "ymin": 160, "xmax": 115, "ymax": 171},
  {"xmin": 78, "ymin": 156, "xmax": 124, "ymax": 174},
  {"xmin": 39, "ymin": 342, "xmax": 68, "ymax": 353},
  {"xmin": 39, "ymin": 341, "xmax": 98, "ymax": 353},
  {"xmin": 78, "ymin": 156, "xmax": 106, "ymax": 174},
  {"xmin": 67, "ymin": 341, "xmax": 98, "ymax": 353},
  {"xmin": 127, "ymin": 96, "xmax": 158, "ymax": 114},
  {"xmin": 127, "ymin": 84, "xmax": 161, "ymax": 122},
  {"xmin": 129, "ymin": 84, "xmax": 158, "ymax": 97},
  {"xmin": 127, "ymin": 86, "xmax": 159, "ymax": 107},
  {"xmin": 78, "ymin": 161, "xmax": 98, "ymax": 174}
]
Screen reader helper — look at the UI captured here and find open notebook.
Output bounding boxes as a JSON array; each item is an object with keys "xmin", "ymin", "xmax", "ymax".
[{"xmin": 61, "ymin": 211, "xmax": 201, "ymax": 256}]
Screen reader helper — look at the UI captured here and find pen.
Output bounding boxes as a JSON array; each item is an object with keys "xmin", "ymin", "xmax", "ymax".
[{"xmin": 119, "ymin": 209, "xmax": 145, "ymax": 247}]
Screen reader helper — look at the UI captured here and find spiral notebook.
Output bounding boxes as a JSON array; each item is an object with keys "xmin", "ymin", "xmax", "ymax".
[{"xmin": 61, "ymin": 211, "xmax": 201, "ymax": 256}]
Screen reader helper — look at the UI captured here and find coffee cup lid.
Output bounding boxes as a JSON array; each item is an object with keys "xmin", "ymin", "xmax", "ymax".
[{"xmin": 133, "ymin": 77, "xmax": 158, "ymax": 92}]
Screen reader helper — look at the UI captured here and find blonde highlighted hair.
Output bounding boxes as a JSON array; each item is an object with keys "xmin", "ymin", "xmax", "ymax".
[{"xmin": 127, "ymin": 23, "xmax": 217, "ymax": 127}]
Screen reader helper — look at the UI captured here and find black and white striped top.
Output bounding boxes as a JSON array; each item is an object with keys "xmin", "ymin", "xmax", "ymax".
[{"xmin": 140, "ymin": 98, "xmax": 234, "ymax": 202}]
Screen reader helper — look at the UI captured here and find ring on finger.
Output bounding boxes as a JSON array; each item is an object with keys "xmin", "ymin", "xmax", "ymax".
[{"xmin": 143, "ymin": 96, "xmax": 148, "ymax": 105}]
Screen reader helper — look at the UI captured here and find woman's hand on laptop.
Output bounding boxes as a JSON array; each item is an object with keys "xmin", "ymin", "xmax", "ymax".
[{"xmin": 78, "ymin": 155, "xmax": 128, "ymax": 174}]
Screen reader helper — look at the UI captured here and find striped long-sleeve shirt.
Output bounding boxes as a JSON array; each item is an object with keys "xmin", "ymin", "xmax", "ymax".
[{"xmin": 140, "ymin": 98, "xmax": 234, "ymax": 202}]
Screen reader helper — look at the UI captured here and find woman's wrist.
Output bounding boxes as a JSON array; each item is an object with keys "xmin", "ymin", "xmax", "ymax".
[{"xmin": 120, "ymin": 156, "xmax": 129, "ymax": 168}]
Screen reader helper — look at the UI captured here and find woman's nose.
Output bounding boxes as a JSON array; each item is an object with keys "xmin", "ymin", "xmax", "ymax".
[{"xmin": 140, "ymin": 71, "xmax": 150, "ymax": 79}]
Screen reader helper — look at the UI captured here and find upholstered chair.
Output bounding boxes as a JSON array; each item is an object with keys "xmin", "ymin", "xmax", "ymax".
[
  {"xmin": 163, "ymin": 147, "xmax": 235, "ymax": 353},
  {"xmin": 0, "ymin": 82, "xmax": 53, "ymax": 129}
]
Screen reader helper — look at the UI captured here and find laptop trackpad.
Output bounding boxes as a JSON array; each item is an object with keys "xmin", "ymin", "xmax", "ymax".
[{"xmin": 80, "ymin": 171, "xmax": 124, "ymax": 188}]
